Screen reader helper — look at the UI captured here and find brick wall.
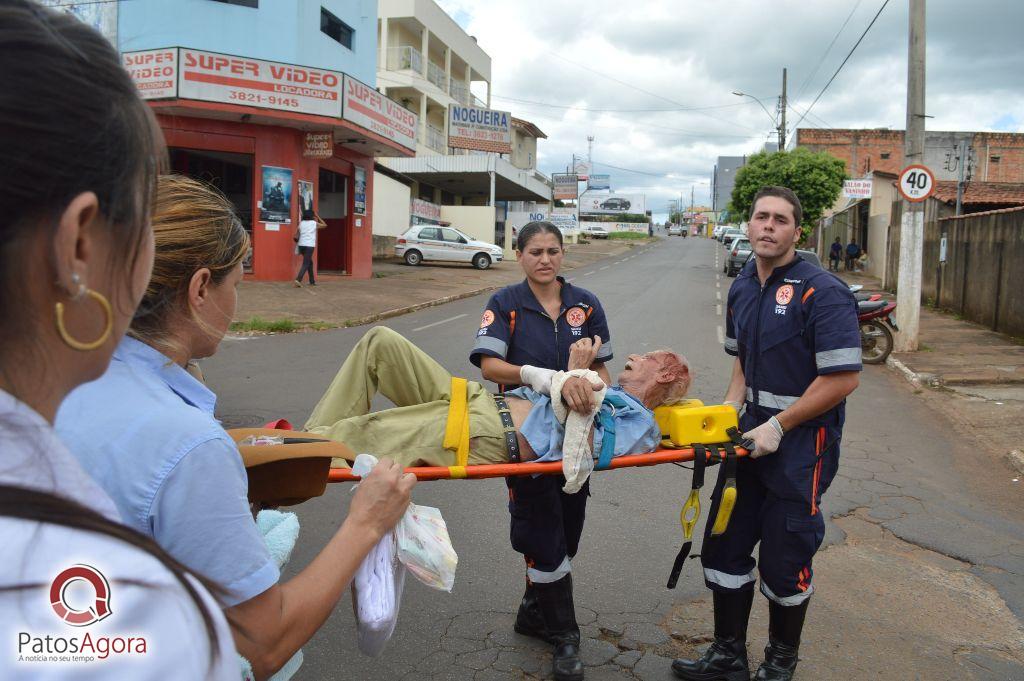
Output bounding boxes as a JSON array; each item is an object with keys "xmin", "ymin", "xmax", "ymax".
[{"xmin": 797, "ymin": 129, "xmax": 1024, "ymax": 182}]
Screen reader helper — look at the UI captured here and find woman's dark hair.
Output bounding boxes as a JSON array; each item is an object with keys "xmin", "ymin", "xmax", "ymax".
[
  {"xmin": 0, "ymin": 0, "xmax": 164, "ymax": 346},
  {"xmin": 516, "ymin": 220, "xmax": 563, "ymax": 252},
  {"xmin": 302, "ymin": 208, "xmax": 315, "ymax": 221},
  {"xmin": 0, "ymin": 485, "xmax": 226, "ymax": 671},
  {"xmin": 0, "ymin": 1, "xmax": 221, "ymax": 668}
]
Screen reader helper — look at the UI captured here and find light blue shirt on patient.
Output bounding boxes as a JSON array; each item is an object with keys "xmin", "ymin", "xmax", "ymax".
[
  {"xmin": 505, "ymin": 385, "xmax": 661, "ymax": 463},
  {"xmin": 56, "ymin": 336, "xmax": 278, "ymax": 607}
]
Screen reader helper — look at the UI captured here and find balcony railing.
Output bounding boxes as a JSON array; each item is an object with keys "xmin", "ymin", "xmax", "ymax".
[
  {"xmin": 424, "ymin": 124, "xmax": 447, "ymax": 153},
  {"xmin": 426, "ymin": 61, "xmax": 448, "ymax": 93},
  {"xmin": 472, "ymin": 95, "xmax": 487, "ymax": 108},
  {"xmin": 387, "ymin": 46, "xmax": 423, "ymax": 74},
  {"xmin": 449, "ymin": 80, "xmax": 469, "ymax": 105}
]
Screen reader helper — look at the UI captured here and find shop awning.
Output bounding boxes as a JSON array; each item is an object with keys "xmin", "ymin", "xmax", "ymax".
[{"xmin": 378, "ymin": 154, "xmax": 552, "ymax": 202}]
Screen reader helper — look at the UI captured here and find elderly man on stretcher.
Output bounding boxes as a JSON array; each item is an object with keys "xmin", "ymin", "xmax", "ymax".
[{"xmin": 301, "ymin": 327, "xmax": 691, "ymax": 488}]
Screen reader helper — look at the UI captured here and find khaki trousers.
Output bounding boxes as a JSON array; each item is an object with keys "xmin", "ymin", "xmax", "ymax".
[{"xmin": 304, "ymin": 327, "xmax": 507, "ymax": 467}]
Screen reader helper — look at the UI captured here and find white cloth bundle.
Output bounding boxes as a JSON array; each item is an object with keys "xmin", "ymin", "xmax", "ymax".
[
  {"xmin": 550, "ymin": 369, "xmax": 607, "ymax": 495},
  {"xmin": 350, "ymin": 454, "xmax": 406, "ymax": 657}
]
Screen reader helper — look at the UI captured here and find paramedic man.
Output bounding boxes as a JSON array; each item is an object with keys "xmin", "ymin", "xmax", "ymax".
[
  {"xmin": 470, "ymin": 221, "xmax": 612, "ymax": 681},
  {"xmin": 672, "ymin": 187, "xmax": 860, "ymax": 681}
]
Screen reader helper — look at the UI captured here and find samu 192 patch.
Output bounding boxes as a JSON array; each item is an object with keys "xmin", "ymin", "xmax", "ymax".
[
  {"xmin": 480, "ymin": 310, "xmax": 495, "ymax": 328},
  {"xmin": 565, "ymin": 306, "xmax": 586, "ymax": 328}
]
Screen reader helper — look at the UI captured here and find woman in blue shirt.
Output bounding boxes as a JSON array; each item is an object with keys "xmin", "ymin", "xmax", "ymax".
[
  {"xmin": 469, "ymin": 221, "xmax": 613, "ymax": 681},
  {"xmin": 57, "ymin": 175, "xmax": 415, "ymax": 679}
]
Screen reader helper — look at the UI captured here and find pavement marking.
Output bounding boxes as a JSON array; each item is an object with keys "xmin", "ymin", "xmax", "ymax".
[
  {"xmin": 716, "ymin": 282, "xmax": 720, "ymax": 289},
  {"xmin": 717, "ymin": 304, "xmax": 722, "ymax": 316},
  {"xmin": 600, "ymin": 265, "xmax": 610, "ymax": 271},
  {"xmin": 616, "ymin": 260, "xmax": 626, "ymax": 264},
  {"xmin": 412, "ymin": 313, "xmax": 468, "ymax": 332},
  {"xmin": 716, "ymin": 291, "xmax": 722, "ymax": 301},
  {"xmin": 717, "ymin": 325, "xmax": 724, "ymax": 344},
  {"xmin": 565, "ymin": 277, "xmax": 575, "ymax": 283},
  {"xmin": 584, "ymin": 271, "xmax": 596, "ymax": 276}
]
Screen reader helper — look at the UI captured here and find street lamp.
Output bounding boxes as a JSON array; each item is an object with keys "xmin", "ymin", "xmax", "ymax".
[{"xmin": 733, "ymin": 91, "xmax": 782, "ymax": 149}]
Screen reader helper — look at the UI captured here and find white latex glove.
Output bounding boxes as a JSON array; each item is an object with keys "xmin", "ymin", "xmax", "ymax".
[
  {"xmin": 520, "ymin": 365, "xmax": 556, "ymax": 395},
  {"xmin": 743, "ymin": 416, "xmax": 784, "ymax": 458}
]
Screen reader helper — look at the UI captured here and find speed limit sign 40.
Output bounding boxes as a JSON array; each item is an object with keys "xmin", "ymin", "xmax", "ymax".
[{"xmin": 898, "ymin": 164, "xmax": 935, "ymax": 202}]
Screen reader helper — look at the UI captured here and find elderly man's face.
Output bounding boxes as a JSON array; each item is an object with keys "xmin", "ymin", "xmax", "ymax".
[{"xmin": 618, "ymin": 352, "xmax": 666, "ymax": 386}]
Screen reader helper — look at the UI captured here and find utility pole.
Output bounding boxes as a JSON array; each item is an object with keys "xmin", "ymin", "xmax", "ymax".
[
  {"xmin": 955, "ymin": 139, "xmax": 967, "ymax": 216},
  {"xmin": 587, "ymin": 135, "xmax": 594, "ymax": 167},
  {"xmin": 895, "ymin": 0, "xmax": 926, "ymax": 352},
  {"xmin": 778, "ymin": 68, "xmax": 787, "ymax": 150}
]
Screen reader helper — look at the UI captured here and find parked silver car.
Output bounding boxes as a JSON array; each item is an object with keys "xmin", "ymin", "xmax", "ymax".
[
  {"xmin": 396, "ymin": 225, "xmax": 503, "ymax": 269},
  {"xmin": 724, "ymin": 237, "xmax": 752, "ymax": 276}
]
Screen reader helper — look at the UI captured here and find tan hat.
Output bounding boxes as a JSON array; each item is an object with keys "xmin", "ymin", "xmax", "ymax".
[{"xmin": 228, "ymin": 428, "xmax": 356, "ymax": 507}]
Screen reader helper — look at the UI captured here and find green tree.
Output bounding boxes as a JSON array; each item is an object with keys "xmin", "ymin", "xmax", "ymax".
[{"xmin": 727, "ymin": 147, "xmax": 846, "ymax": 240}]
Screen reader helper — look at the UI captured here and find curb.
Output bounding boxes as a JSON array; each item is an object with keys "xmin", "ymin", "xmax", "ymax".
[
  {"xmin": 885, "ymin": 356, "xmax": 940, "ymax": 388},
  {"xmin": 1007, "ymin": 450, "xmax": 1024, "ymax": 477}
]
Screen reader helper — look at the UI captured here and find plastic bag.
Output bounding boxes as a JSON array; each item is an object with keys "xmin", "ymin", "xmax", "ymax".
[
  {"xmin": 396, "ymin": 503, "xmax": 458, "ymax": 592},
  {"xmin": 350, "ymin": 454, "xmax": 406, "ymax": 657}
]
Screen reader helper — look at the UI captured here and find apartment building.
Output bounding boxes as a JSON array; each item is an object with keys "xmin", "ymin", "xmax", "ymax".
[{"xmin": 372, "ymin": 0, "xmax": 551, "ymax": 253}]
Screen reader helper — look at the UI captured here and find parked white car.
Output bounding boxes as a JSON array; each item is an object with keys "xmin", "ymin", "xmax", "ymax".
[
  {"xmin": 396, "ymin": 225, "xmax": 503, "ymax": 270},
  {"xmin": 589, "ymin": 225, "xmax": 609, "ymax": 239}
]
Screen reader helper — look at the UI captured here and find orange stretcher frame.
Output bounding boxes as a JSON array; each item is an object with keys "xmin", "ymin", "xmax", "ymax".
[{"xmin": 325, "ymin": 444, "xmax": 750, "ymax": 483}]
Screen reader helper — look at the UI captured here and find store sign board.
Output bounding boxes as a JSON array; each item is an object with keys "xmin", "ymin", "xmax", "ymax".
[
  {"xmin": 553, "ymin": 174, "xmax": 579, "ymax": 200},
  {"xmin": 549, "ymin": 207, "xmax": 579, "ymax": 233},
  {"xmin": 447, "ymin": 104, "xmax": 512, "ymax": 153},
  {"xmin": 842, "ymin": 179, "xmax": 873, "ymax": 199},
  {"xmin": 411, "ymin": 198, "xmax": 442, "ymax": 222},
  {"xmin": 303, "ymin": 132, "xmax": 334, "ymax": 158},
  {"xmin": 122, "ymin": 49, "xmax": 179, "ymax": 100},
  {"xmin": 342, "ymin": 75, "xmax": 418, "ymax": 151},
  {"xmin": 178, "ymin": 48, "xmax": 343, "ymax": 117},
  {"xmin": 588, "ymin": 174, "xmax": 611, "ymax": 191}
]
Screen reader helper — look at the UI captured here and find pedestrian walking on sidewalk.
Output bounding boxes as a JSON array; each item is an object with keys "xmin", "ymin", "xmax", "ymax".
[
  {"xmin": 470, "ymin": 220, "xmax": 614, "ymax": 681},
  {"xmin": 672, "ymin": 186, "xmax": 861, "ymax": 681},
  {"xmin": 829, "ymin": 237, "xmax": 842, "ymax": 271},
  {"xmin": 294, "ymin": 208, "xmax": 323, "ymax": 286}
]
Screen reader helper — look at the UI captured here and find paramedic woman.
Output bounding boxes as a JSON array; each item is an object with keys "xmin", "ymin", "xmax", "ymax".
[{"xmin": 469, "ymin": 221, "xmax": 613, "ymax": 681}]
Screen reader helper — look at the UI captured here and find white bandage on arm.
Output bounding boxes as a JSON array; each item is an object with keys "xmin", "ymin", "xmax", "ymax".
[{"xmin": 520, "ymin": 365, "xmax": 556, "ymax": 395}]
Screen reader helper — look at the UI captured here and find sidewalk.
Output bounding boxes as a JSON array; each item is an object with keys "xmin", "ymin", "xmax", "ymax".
[
  {"xmin": 840, "ymin": 269, "xmax": 1024, "ymax": 474},
  {"xmin": 234, "ymin": 239, "xmax": 645, "ymax": 329}
]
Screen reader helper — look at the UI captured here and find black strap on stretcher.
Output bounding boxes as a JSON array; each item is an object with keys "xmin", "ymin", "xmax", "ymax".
[
  {"xmin": 665, "ymin": 428, "xmax": 747, "ymax": 589},
  {"xmin": 493, "ymin": 395, "xmax": 520, "ymax": 463}
]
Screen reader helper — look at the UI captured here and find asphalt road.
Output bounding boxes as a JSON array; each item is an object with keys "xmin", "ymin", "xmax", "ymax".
[{"xmin": 204, "ymin": 236, "xmax": 1024, "ymax": 680}]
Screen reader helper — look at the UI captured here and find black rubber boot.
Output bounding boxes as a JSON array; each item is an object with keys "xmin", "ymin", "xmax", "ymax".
[
  {"xmin": 671, "ymin": 589, "xmax": 754, "ymax": 681},
  {"xmin": 753, "ymin": 598, "xmax": 809, "ymax": 681},
  {"xmin": 534, "ymin": 574, "xmax": 584, "ymax": 681},
  {"xmin": 514, "ymin": 582, "xmax": 552, "ymax": 643}
]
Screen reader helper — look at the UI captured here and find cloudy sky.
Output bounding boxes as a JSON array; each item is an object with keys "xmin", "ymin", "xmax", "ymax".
[{"xmin": 436, "ymin": 0, "xmax": 1024, "ymax": 219}]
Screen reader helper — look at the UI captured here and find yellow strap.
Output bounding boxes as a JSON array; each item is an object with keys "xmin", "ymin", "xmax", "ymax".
[
  {"xmin": 443, "ymin": 377, "xmax": 471, "ymax": 467},
  {"xmin": 447, "ymin": 466, "xmax": 468, "ymax": 479}
]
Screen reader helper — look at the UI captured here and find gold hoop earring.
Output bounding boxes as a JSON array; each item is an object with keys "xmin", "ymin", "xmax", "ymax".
[{"xmin": 55, "ymin": 289, "xmax": 113, "ymax": 352}]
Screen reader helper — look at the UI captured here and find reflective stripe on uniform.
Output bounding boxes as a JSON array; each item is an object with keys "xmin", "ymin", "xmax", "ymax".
[
  {"xmin": 816, "ymin": 347, "xmax": 862, "ymax": 369},
  {"xmin": 528, "ymin": 556, "xmax": 571, "ymax": 583},
  {"xmin": 595, "ymin": 341, "xmax": 613, "ymax": 360},
  {"xmin": 472, "ymin": 335, "xmax": 508, "ymax": 357},
  {"xmin": 761, "ymin": 579, "xmax": 814, "ymax": 606},
  {"xmin": 703, "ymin": 567, "xmax": 757, "ymax": 589},
  {"xmin": 745, "ymin": 387, "xmax": 800, "ymax": 410},
  {"xmin": 724, "ymin": 336, "xmax": 738, "ymax": 352}
]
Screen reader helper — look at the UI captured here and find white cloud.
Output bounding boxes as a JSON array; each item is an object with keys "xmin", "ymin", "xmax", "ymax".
[{"xmin": 436, "ymin": 0, "xmax": 1024, "ymax": 218}]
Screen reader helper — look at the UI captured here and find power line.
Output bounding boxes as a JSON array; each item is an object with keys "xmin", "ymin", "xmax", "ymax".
[
  {"xmin": 793, "ymin": 0, "xmax": 865, "ymax": 103},
  {"xmin": 490, "ymin": 94, "xmax": 760, "ymax": 114},
  {"xmin": 790, "ymin": 0, "xmax": 892, "ymax": 133},
  {"xmin": 546, "ymin": 51, "xmax": 763, "ymax": 133}
]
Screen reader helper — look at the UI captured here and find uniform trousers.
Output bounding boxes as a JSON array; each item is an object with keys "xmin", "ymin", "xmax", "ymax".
[
  {"xmin": 701, "ymin": 422, "xmax": 840, "ymax": 605},
  {"xmin": 304, "ymin": 326, "xmax": 506, "ymax": 467}
]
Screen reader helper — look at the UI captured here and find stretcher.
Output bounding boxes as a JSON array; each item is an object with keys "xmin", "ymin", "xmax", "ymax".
[
  {"xmin": 229, "ymin": 399, "xmax": 750, "ymax": 590},
  {"xmin": 228, "ymin": 400, "xmax": 748, "ymax": 498}
]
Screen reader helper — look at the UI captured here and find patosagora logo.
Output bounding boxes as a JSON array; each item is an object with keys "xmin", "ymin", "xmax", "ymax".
[{"xmin": 49, "ymin": 564, "xmax": 111, "ymax": 627}]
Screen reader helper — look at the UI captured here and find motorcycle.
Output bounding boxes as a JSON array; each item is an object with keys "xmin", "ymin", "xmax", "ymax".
[{"xmin": 855, "ymin": 290, "xmax": 898, "ymax": 364}]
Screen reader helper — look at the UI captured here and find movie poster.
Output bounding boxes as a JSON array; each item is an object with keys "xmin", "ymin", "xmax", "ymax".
[
  {"xmin": 298, "ymin": 180, "xmax": 314, "ymax": 216},
  {"xmin": 259, "ymin": 166, "xmax": 293, "ymax": 223}
]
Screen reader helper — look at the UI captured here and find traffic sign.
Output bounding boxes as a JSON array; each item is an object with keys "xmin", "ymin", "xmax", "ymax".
[{"xmin": 897, "ymin": 164, "xmax": 935, "ymax": 202}]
